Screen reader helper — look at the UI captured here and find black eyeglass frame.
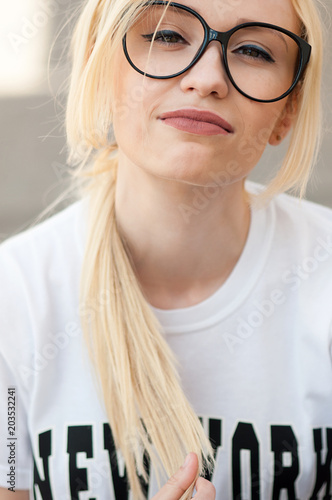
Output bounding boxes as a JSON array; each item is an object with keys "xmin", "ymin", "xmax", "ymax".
[{"xmin": 122, "ymin": 1, "xmax": 312, "ymax": 103}]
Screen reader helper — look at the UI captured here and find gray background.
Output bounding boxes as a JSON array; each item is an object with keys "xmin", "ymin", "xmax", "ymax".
[{"xmin": 1, "ymin": 1, "xmax": 331, "ymax": 243}]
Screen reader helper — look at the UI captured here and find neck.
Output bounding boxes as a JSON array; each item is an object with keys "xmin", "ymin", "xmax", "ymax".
[{"xmin": 115, "ymin": 155, "xmax": 251, "ymax": 309}]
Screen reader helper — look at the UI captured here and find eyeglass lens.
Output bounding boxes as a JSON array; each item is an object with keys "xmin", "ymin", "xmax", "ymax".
[{"xmin": 124, "ymin": 4, "xmax": 301, "ymax": 102}]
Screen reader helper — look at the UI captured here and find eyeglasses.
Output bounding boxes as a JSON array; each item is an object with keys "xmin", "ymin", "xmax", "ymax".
[{"xmin": 122, "ymin": 1, "xmax": 311, "ymax": 103}]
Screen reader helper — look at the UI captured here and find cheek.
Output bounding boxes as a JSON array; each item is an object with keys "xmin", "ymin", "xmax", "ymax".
[
  {"xmin": 112, "ymin": 52, "xmax": 177, "ymax": 139},
  {"xmin": 242, "ymin": 105, "xmax": 285, "ymax": 149},
  {"xmin": 229, "ymin": 104, "xmax": 285, "ymax": 175},
  {"xmin": 111, "ymin": 79, "xmax": 163, "ymax": 167},
  {"xmin": 112, "ymin": 82, "xmax": 141, "ymax": 128},
  {"xmin": 112, "ymin": 81, "xmax": 146, "ymax": 153},
  {"xmin": 112, "ymin": 54, "xmax": 143, "ymax": 132},
  {"xmin": 112, "ymin": 80, "xmax": 175, "ymax": 154},
  {"xmin": 113, "ymin": 54, "xmax": 163, "ymax": 119}
]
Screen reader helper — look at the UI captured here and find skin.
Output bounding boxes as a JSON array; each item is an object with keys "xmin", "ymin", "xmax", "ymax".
[
  {"xmin": 0, "ymin": 489, "xmax": 29, "ymax": 499},
  {"xmin": 0, "ymin": 2, "xmax": 299, "ymax": 498},
  {"xmin": 152, "ymin": 452, "xmax": 216, "ymax": 499},
  {"xmin": 0, "ymin": 454, "xmax": 214, "ymax": 500},
  {"xmin": 112, "ymin": 0, "xmax": 300, "ymax": 309}
]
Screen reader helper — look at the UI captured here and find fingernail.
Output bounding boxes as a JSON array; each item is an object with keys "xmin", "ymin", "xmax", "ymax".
[{"xmin": 183, "ymin": 453, "xmax": 191, "ymax": 468}]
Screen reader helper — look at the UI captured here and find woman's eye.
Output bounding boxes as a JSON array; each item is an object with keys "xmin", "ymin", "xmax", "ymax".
[
  {"xmin": 235, "ymin": 45, "xmax": 275, "ymax": 63},
  {"xmin": 142, "ymin": 30, "xmax": 187, "ymax": 45}
]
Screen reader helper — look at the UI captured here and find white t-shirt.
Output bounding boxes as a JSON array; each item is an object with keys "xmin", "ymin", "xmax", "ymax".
[{"xmin": 0, "ymin": 182, "xmax": 331, "ymax": 499}]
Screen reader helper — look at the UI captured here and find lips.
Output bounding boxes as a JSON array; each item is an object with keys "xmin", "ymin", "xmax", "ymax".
[{"xmin": 159, "ymin": 108, "xmax": 234, "ymax": 135}]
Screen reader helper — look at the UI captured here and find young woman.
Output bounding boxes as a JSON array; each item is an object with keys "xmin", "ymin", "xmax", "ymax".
[{"xmin": 0, "ymin": 0, "xmax": 330, "ymax": 498}]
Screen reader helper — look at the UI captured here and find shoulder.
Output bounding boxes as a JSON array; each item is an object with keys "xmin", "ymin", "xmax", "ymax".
[
  {"xmin": 248, "ymin": 182, "xmax": 332, "ymax": 301},
  {"xmin": 274, "ymin": 191, "xmax": 332, "ymax": 230},
  {"xmin": 247, "ymin": 181, "xmax": 332, "ymax": 239},
  {"xmin": 272, "ymin": 191, "xmax": 332, "ymax": 258},
  {"xmin": 0, "ymin": 199, "xmax": 87, "ymax": 278},
  {"xmin": 0, "ymin": 199, "xmax": 86, "ymax": 261},
  {"xmin": 0, "ymin": 199, "xmax": 87, "ymax": 328},
  {"xmin": 0, "ymin": 200, "xmax": 87, "ymax": 373}
]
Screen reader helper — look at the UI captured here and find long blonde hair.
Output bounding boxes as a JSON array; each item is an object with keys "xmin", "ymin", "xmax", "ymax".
[
  {"xmin": 260, "ymin": 0, "xmax": 324, "ymax": 203},
  {"xmin": 65, "ymin": 0, "xmax": 324, "ymax": 498}
]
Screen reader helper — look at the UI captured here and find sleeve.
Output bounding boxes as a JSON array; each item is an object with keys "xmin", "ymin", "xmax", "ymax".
[
  {"xmin": 0, "ymin": 354, "xmax": 33, "ymax": 489},
  {"xmin": 0, "ymin": 241, "xmax": 34, "ymax": 490}
]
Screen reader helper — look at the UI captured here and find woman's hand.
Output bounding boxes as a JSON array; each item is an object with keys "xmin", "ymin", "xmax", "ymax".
[{"xmin": 151, "ymin": 452, "xmax": 216, "ymax": 500}]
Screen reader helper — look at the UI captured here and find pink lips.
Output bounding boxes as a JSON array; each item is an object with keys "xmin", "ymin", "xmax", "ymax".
[{"xmin": 159, "ymin": 108, "xmax": 234, "ymax": 136}]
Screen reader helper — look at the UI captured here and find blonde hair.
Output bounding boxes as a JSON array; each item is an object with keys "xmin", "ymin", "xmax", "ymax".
[
  {"xmin": 259, "ymin": 0, "xmax": 324, "ymax": 202},
  {"xmin": 65, "ymin": 0, "xmax": 324, "ymax": 498}
]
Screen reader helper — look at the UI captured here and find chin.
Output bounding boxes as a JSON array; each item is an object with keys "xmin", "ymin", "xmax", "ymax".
[{"xmin": 154, "ymin": 161, "xmax": 216, "ymax": 186}]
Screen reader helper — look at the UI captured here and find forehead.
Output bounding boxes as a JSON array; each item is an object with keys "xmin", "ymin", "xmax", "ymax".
[{"xmin": 175, "ymin": 0, "xmax": 299, "ymax": 32}]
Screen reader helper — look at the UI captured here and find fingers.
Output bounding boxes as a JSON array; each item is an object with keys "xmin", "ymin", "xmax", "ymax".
[
  {"xmin": 193, "ymin": 477, "xmax": 216, "ymax": 499},
  {"xmin": 151, "ymin": 452, "xmax": 199, "ymax": 500}
]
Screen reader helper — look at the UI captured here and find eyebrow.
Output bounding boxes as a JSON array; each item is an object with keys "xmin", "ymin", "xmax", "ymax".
[{"xmin": 235, "ymin": 18, "xmax": 289, "ymax": 51}]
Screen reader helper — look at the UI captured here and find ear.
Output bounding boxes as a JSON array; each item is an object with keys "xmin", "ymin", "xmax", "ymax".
[{"xmin": 269, "ymin": 89, "xmax": 299, "ymax": 146}]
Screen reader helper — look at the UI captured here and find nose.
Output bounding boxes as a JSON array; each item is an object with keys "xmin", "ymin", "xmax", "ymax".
[{"xmin": 179, "ymin": 41, "xmax": 230, "ymax": 99}]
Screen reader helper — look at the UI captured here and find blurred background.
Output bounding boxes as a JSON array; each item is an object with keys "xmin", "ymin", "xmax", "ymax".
[
  {"xmin": 0, "ymin": 0, "xmax": 78, "ymax": 241},
  {"xmin": 0, "ymin": 0, "xmax": 332, "ymax": 243}
]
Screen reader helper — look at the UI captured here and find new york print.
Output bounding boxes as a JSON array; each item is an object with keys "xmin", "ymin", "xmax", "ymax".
[{"xmin": 32, "ymin": 418, "xmax": 332, "ymax": 499}]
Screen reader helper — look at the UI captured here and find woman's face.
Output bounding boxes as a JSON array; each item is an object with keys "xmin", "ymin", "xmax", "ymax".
[{"xmin": 111, "ymin": 0, "xmax": 300, "ymax": 188}]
